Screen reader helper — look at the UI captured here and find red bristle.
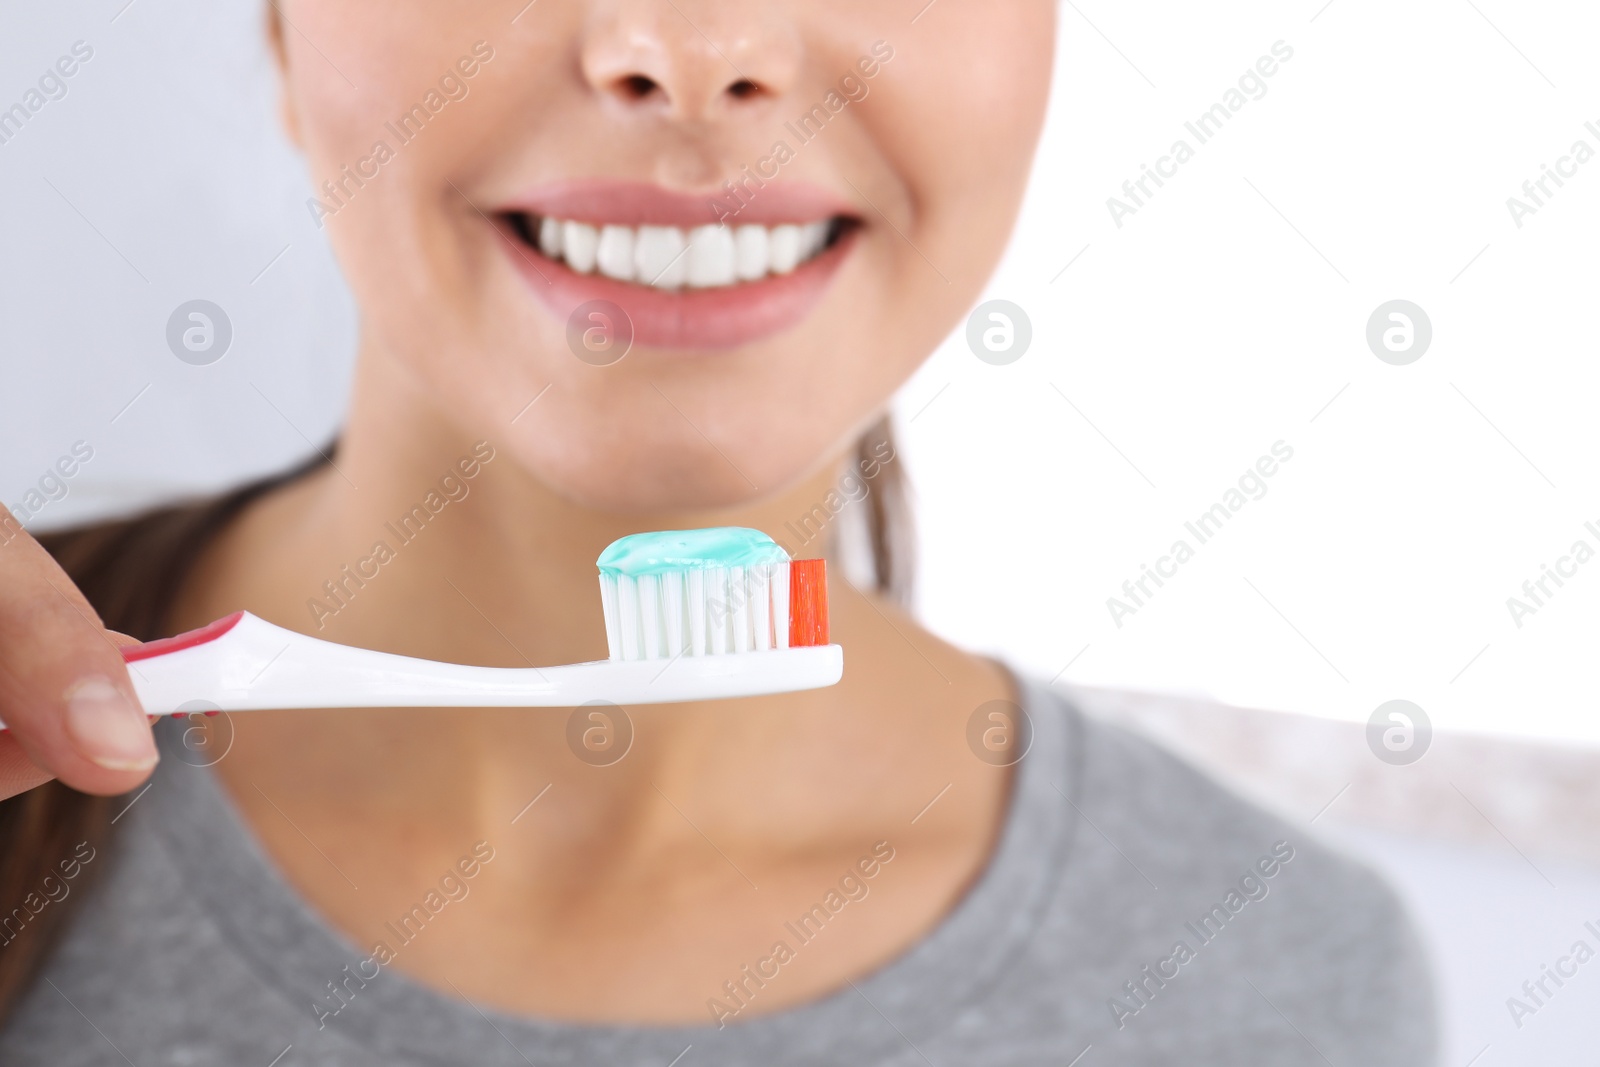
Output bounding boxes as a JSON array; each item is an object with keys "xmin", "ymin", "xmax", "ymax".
[{"xmin": 788, "ymin": 559, "xmax": 829, "ymax": 647}]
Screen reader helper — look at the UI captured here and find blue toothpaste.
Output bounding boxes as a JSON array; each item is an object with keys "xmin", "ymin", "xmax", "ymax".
[{"xmin": 597, "ymin": 527, "xmax": 790, "ymax": 576}]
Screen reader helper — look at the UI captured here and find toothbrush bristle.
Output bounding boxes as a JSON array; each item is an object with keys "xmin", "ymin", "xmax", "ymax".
[
  {"xmin": 599, "ymin": 561, "xmax": 792, "ymax": 661},
  {"xmin": 597, "ymin": 557, "xmax": 831, "ymax": 660},
  {"xmin": 788, "ymin": 559, "xmax": 828, "ymax": 647},
  {"xmin": 596, "ymin": 530, "xmax": 832, "ymax": 661}
]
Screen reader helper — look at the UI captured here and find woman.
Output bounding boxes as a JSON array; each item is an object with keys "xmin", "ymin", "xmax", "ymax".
[{"xmin": 0, "ymin": 2, "xmax": 1434, "ymax": 1063}]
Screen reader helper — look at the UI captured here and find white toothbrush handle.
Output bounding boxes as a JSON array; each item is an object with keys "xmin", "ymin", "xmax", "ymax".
[{"xmin": 93, "ymin": 611, "xmax": 841, "ymax": 716}]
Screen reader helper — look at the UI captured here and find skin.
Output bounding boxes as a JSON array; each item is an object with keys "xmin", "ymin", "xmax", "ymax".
[{"xmin": 0, "ymin": 0, "xmax": 1055, "ymax": 1025}]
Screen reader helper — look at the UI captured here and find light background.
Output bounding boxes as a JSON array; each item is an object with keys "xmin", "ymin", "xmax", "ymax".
[{"xmin": 898, "ymin": 0, "xmax": 1600, "ymax": 749}]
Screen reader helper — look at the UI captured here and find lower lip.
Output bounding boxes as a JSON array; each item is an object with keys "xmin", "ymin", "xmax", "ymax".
[{"xmin": 497, "ymin": 223, "xmax": 856, "ymax": 350}]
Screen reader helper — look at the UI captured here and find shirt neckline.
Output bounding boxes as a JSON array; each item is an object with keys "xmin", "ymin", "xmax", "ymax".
[{"xmin": 147, "ymin": 674, "xmax": 1081, "ymax": 1065}]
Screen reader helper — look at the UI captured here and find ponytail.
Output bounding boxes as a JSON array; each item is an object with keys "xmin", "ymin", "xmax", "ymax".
[{"xmin": 855, "ymin": 414, "xmax": 915, "ymax": 606}]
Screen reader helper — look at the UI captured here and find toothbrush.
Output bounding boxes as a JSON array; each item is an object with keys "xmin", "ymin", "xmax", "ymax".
[{"xmin": 48, "ymin": 529, "xmax": 841, "ymax": 719}]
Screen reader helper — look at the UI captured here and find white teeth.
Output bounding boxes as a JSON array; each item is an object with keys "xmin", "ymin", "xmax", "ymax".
[
  {"xmin": 562, "ymin": 221, "xmax": 598, "ymax": 274},
  {"xmin": 634, "ymin": 225, "xmax": 686, "ymax": 288},
  {"xmin": 537, "ymin": 216, "xmax": 563, "ymax": 258},
  {"xmin": 530, "ymin": 215, "xmax": 835, "ymax": 290},
  {"xmin": 767, "ymin": 224, "xmax": 802, "ymax": 275},
  {"xmin": 801, "ymin": 221, "xmax": 828, "ymax": 261},
  {"xmin": 596, "ymin": 225, "xmax": 635, "ymax": 281},
  {"xmin": 686, "ymin": 225, "xmax": 736, "ymax": 288},
  {"xmin": 734, "ymin": 225, "xmax": 768, "ymax": 281}
]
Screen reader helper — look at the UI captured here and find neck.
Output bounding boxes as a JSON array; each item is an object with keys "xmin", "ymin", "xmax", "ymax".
[
  {"xmin": 176, "ymin": 351, "xmax": 1009, "ymax": 870},
  {"xmin": 172, "ymin": 351, "xmax": 1017, "ymax": 1023}
]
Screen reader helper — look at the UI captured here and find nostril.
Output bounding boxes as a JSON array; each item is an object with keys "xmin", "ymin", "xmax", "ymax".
[
  {"xmin": 619, "ymin": 74, "xmax": 659, "ymax": 99},
  {"xmin": 727, "ymin": 78, "xmax": 760, "ymax": 100}
]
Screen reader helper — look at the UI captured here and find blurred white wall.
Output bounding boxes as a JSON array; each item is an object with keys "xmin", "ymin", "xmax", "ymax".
[
  {"xmin": 895, "ymin": 0, "xmax": 1600, "ymax": 750},
  {"xmin": 0, "ymin": 0, "xmax": 354, "ymax": 522}
]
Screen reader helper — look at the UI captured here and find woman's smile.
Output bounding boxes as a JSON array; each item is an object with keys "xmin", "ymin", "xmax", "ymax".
[{"xmin": 494, "ymin": 179, "xmax": 864, "ymax": 348}]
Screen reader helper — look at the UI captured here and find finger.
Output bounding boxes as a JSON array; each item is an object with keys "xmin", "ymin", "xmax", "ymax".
[
  {"xmin": 0, "ymin": 509, "xmax": 159, "ymax": 796},
  {"xmin": 0, "ymin": 733, "xmax": 55, "ymax": 801}
]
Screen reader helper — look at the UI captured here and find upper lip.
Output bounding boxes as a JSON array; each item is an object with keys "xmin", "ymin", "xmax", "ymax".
[{"xmin": 494, "ymin": 178, "xmax": 859, "ymax": 228}]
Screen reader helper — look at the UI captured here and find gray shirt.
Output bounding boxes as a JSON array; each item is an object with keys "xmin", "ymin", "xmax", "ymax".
[{"xmin": 0, "ymin": 676, "xmax": 1436, "ymax": 1065}]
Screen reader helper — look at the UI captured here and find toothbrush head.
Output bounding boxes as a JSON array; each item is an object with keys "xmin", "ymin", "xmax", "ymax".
[{"xmin": 596, "ymin": 528, "xmax": 829, "ymax": 661}]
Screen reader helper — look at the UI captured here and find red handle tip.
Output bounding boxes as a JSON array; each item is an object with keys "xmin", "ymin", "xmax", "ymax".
[{"xmin": 122, "ymin": 611, "xmax": 245, "ymax": 663}]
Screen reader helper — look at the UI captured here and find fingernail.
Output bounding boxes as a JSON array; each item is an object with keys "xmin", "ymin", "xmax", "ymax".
[{"xmin": 64, "ymin": 676, "xmax": 159, "ymax": 771}]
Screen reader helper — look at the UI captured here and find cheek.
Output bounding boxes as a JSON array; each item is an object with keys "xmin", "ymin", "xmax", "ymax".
[
  {"xmin": 866, "ymin": 5, "xmax": 1055, "ymax": 254},
  {"xmin": 826, "ymin": 4, "xmax": 1053, "ymax": 394},
  {"xmin": 286, "ymin": 9, "xmax": 572, "ymax": 389}
]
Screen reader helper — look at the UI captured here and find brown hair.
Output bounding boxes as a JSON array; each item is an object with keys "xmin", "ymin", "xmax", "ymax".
[
  {"xmin": 855, "ymin": 415, "xmax": 915, "ymax": 605},
  {"xmin": 0, "ymin": 427, "xmax": 909, "ymax": 1022}
]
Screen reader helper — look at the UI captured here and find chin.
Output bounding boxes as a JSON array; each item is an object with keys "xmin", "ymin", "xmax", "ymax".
[{"xmin": 490, "ymin": 429, "xmax": 808, "ymax": 518}]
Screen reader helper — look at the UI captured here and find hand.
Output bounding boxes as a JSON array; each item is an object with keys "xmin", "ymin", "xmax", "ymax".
[{"xmin": 0, "ymin": 508, "xmax": 158, "ymax": 801}]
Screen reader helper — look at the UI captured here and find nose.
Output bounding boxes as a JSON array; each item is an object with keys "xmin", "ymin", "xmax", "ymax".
[{"xmin": 580, "ymin": 0, "xmax": 801, "ymax": 120}]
